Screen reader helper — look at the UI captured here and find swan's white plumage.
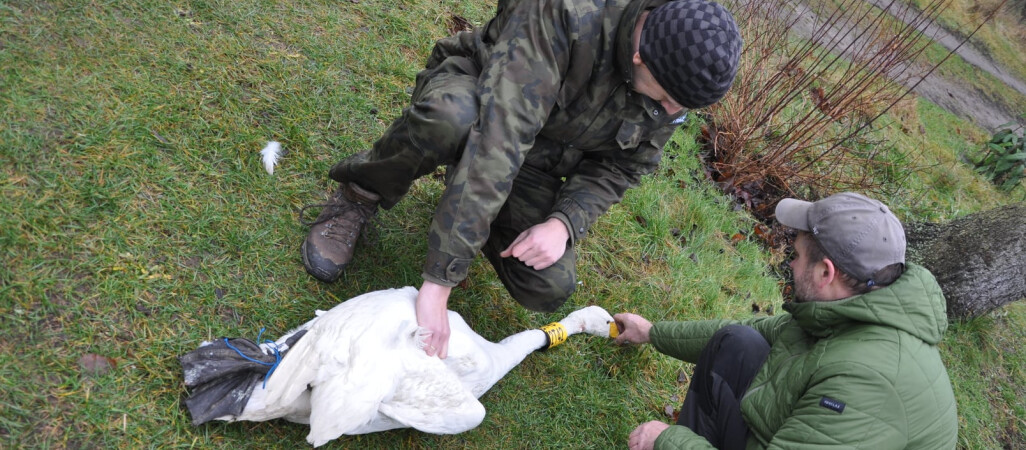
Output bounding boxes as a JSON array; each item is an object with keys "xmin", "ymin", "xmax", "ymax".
[{"xmin": 202, "ymin": 286, "xmax": 614, "ymax": 447}]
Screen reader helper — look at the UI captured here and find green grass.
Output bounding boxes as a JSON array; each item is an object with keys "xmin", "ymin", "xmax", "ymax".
[
  {"xmin": 942, "ymin": 302, "xmax": 1026, "ymax": 449},
  {"xmin": 870, "ymin": 98, "xmax": 1018, "ymax": 221},
  {"xmin": 1, "ymin": 0, "xmax": 1023, "ymax": 448}
]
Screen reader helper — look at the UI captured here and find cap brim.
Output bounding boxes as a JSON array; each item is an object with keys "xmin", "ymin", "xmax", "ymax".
[{"xmin": 775, "ymin": 198, "xmax": 813, "ymax": 231}]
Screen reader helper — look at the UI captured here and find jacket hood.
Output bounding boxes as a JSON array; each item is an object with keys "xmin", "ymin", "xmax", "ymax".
[{"xmin": 783, "ymin": 263, "xmax": 949, "ymax": 344}]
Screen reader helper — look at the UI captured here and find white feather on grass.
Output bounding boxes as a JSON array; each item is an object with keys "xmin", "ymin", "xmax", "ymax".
[{"xmin": 260, "ymin": 141, "xmax": 282, "ymax": 175}]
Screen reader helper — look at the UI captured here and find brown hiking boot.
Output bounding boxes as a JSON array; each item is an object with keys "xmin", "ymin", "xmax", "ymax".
[{"xmin": 300, "ymin": 182, "xmax": 380, "ymax": 282}]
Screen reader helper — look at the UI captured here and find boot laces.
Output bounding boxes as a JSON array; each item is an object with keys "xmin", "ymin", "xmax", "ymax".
[{"xmin": 298, "ymin": 199, "xmax": 378, "ymax": 243}]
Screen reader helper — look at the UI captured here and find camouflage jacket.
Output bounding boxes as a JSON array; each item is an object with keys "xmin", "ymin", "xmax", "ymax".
[{"xmin": 423, "ymin": 0, "xmax": 684, "ymax": 286}]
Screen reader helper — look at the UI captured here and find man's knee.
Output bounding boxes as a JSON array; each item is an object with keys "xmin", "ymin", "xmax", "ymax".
[
  {"xmin": 712, "ymin": 325, "xmax": 769, "ymax": 351},
  {"xmin": 700, "ymin": 325, "xmax": 771, "ymax": 392},
  {"xmin": 407, "ymin": 73, "xmax": 478, "ymax": 146},
  {"xmin": 409, "ymin": 93, "xmax": 476, "ymax": 132},
  {"xmin": 508, "ymin": 280, "xmax": 576, "ymax": 313},
  {"xmin": 405, "ymin": 102, "xmax": 474, "ymax": 159}
]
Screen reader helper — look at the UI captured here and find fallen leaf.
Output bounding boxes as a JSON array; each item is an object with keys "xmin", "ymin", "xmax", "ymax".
[
  {"xmin": 753, "ymin": 223, "xmax": 770, "ymax": 238},
  {"xmin": 447, "ymin": 15, "xmax": 473, "ymax": 34},
  {"xmin": 135, "ymin": 303, "xmax": 153, "ymax": 316},
  {"xmin": 810, "ymin": 86, "xmax": 832, "ymax": 117},
  {"xmin": 677, "ymin": 370, "xmax": 690, "ymax": 384},
  {"xmin": 78, "ymin": 353, "xmax": 116, "ymax": 376},
  {"xmin": 149, "ymin": 129, "xmax": 169, "ymax": 145}
]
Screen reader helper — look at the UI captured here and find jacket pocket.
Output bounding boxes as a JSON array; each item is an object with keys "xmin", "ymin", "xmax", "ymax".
[{"xmin": 616, "ymin": 121, "xmax": 648, "ymax": 150}]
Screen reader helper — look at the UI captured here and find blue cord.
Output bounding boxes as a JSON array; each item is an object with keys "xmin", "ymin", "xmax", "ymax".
[{"xmin": 223, "ymin": 327, "xmax": 283, "ymax": 389}]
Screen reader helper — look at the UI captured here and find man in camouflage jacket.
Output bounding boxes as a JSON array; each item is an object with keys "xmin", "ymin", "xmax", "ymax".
[{"xmin": 302, "ymin": 0, "xmax": 742, "ymax": 358}]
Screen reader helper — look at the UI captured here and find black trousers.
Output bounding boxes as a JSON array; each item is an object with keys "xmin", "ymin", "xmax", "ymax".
[{"xmin": 677, "ymin": 325, "xmax": 771, "ymax": 449}]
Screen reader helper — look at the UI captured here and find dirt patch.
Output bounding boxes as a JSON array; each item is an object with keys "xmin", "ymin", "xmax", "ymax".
[
  {"xmin": 791, "ymin": 0, "xmax": 1026, "ymax": 132},
  {"xmin": 865, "ymin": 0, "xmax": 1026, "ymax": 98},
  {"xmin": 905, "ymin": 75, "xmax": 1019, "ymax": 134}
]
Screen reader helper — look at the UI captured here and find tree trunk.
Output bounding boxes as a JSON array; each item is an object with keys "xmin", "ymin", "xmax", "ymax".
[{"xmin": 906, "ymin": 203, "xmax": 1026, "ymax": 320}]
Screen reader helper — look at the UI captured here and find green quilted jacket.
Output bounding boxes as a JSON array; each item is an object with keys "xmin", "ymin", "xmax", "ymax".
[{"xmin": 650, "ymin": 263, "xmax": 958, "ymax": 449}]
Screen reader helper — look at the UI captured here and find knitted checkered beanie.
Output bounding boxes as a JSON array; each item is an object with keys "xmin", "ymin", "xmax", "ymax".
[{"xmin": 639, "ymin": 0, "xmax": 742, "ymax": 109}]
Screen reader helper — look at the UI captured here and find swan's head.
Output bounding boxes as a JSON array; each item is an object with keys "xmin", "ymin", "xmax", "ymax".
[{"xmin": 560, "ymin": 306, "xmax": 616, "ymax": 338}]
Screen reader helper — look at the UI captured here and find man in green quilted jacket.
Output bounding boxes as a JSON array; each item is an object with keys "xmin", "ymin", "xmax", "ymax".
[
  {"xmin": 614, "ymin": 192, "xmax": 958, "ymax": 449},
  {"xmin": 301, "ymin": 0, "xmax": 743, "ymax": 359}
]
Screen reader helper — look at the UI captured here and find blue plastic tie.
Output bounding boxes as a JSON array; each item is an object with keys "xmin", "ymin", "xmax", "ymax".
[{"xmin": 223, "ymin": 327, "xmax": 283, "ymax": 389}]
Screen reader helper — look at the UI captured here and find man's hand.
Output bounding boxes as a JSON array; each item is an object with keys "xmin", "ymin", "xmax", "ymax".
[
  {"xmin": 499, "ymin": 218, "xmax": 570, "ymax": 270},
  {"xmin": 628, "ymin": 421, "xmax": 670, "ymax": 450},
  {"xmin": 416, "ymin": 281, "xmax": 452, "ymax": 359},
  {"xmin": 613, "ymin": 313, "xmax": 653, "ymax": 345}
]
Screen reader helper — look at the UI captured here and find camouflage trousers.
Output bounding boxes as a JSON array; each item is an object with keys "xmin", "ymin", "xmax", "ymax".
[{"xmin": 328, "ymin": 56, "xmax": 576, "ymax": 312}]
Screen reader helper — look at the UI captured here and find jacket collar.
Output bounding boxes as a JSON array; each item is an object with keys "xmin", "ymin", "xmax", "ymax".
[
  {"xmin": 782, "ymin": 263, "xmax": 949, "ymax": 343},
  {"xmin": 615, "ymin": 0, "xmax": 681, "ymax": 122},
  {"xmin": 616, "ymin": 0, "xmax": 671, "ymax": 87}
]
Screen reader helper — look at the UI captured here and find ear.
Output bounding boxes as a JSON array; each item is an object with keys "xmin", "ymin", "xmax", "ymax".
[
  {"xmin": 632, "ymin": 51, "xmax": 644, "ymax": 66},
  {"xmin": 814, "ymin": 258, "xmax": 838, "ymax": 288}
]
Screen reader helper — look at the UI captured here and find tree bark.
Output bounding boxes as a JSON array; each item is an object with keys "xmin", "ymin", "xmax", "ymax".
[{"xmin": 906, "ymin": 203, "xmax": 1026, "ymax": 320}]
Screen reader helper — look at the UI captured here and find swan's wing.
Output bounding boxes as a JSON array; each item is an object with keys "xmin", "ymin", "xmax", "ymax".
[
  {"xmin": 305, "ymin": 291, "xmax": 421, "ymax": 445},
  {"xmin": 376, "ymin": 353, "xmax": 486, "ymax": 434},
  {"xmin": 305, "ymin": 341, "xmax": 403, "ymax": 446},
  {"xmin": 257, "ymin": 287, "xmax": 419, "ymax": 422},
  {"xmin": 309, "ymin": 312, "xmax": 486, "ymax": 439}
]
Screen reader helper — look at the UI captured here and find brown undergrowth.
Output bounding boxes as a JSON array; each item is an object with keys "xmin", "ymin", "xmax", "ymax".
[{"xmin": 702, "ymin": 0, "xmax": 1007, "ymax": 222}]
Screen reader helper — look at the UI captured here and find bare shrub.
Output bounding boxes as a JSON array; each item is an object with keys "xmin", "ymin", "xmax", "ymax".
[{"xmin": 704, "ymin": 0, "xmax": 1003, "ymax": 218}]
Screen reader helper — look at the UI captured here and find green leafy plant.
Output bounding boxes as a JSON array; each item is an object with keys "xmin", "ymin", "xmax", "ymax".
[{"xmin": 973, "ymin": 124, "xmax": 1026, "ymax": 191}]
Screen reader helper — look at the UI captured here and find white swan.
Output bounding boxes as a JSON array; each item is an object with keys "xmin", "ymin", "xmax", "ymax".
[{"xmin": 180, "ymin": 286, "xmax": 616, "ymax": 447}]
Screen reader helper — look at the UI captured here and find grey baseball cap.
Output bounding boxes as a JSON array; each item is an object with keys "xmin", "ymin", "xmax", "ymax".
[{"xmin": 775, "ymin": 192, "xmax": 906, "ymax": 284}]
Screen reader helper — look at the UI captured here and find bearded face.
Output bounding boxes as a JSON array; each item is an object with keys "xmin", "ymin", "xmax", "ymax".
[{"xmin": 790, "ymin": 234, "xmax": 827, "ymax": 303}]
